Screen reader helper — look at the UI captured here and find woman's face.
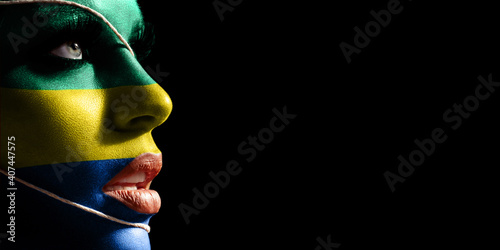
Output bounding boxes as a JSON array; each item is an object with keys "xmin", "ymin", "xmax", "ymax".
[{"xmin": 0, "ymin": 0, "xmax": 171, "ymax": 248}]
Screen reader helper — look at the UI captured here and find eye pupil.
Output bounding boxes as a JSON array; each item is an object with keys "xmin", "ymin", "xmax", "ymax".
[
  {"xmin": 68, "ymin": 42, "xmax": 82, "ymax": 57},
  {"xmin": 70, "ymin": 42, "xmax": 80, "ymax": 51},
  {"xmin": 50, "ymin": 41, "xmax": 83, "ymax": 60}
]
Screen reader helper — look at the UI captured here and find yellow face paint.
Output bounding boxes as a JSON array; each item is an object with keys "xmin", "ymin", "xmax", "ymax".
[{"xmin": 1, "ymin": 84, "xmax": 172, "ymax": 168}]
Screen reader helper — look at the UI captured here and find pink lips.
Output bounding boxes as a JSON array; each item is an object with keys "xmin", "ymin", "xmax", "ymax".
[{"xmin": 102, "ymin": 153, "xmax": 162, "ymax": 214}]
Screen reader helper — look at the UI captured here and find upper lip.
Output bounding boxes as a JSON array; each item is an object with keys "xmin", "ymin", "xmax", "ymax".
[{"xmin": 102, "ymin": 153, "xmax": 162, "ymax": 192}]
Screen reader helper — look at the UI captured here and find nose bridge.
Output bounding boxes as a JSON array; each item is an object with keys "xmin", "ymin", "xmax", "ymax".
[
  {"xmin": 99, "ymin": 49, "xmax": 155, "ymax": 88},
  {"xmin": 101, "ymin": 50, "xmax": 172, "ymax": 132}
]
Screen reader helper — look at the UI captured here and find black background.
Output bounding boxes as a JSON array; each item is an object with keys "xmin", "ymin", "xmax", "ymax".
[{"xmin": 138, "ymin": 0, "xmax": 498, "ymax": 249}]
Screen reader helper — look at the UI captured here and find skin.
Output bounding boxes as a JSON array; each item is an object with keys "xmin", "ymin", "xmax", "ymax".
[{"xmin": 0, "ymin": 0, "xmax": 171, "ymax": 248}]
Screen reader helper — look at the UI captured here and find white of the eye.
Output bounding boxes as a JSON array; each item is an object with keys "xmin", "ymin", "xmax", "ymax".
[{"xmin": 50, "ymin": 42, "xmax": 83, "ymax": 60}]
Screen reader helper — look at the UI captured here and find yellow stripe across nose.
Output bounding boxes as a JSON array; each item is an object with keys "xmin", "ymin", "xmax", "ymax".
[{"xmin": 1, "ymin": 83, "xmax": 172, "ymax": 169}]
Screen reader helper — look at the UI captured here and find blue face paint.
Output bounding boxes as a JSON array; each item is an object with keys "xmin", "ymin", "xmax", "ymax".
[{"xmin": 4, "ymin": 159, "xmax": 154, "ymax": 249}]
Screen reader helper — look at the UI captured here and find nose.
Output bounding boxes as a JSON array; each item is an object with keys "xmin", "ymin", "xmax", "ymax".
[
  {"xmin": 110, "ymin": 84, "xmax": 172, "ymax": 132},
  {"xmin": 102, "ymin": 52, "xmax": 172, "ymax": 133}
]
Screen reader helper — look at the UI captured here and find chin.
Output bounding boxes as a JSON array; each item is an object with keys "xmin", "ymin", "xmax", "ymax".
[{"xmin": 6, "ymin": 158, "xmax": 157, "ymax": 250}]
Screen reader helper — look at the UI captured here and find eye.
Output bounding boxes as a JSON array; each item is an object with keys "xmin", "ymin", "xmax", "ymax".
[{"xmin": 50, "ymin": 41, "xmax": 83, "ymax": 60}]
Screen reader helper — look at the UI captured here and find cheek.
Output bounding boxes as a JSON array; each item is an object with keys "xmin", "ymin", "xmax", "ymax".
[
  {"xmin": 1, "ymin": 87, "xmax": 106, "ymax": 168},
  {"xmin": 1, "ymin": 85, "xmax": 163, "ymax": 169}
]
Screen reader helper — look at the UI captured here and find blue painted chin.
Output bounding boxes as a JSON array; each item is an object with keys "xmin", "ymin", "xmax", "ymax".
[{"xmin": 4, "ymin": 159, "xmax": 155, "ymax": 249}]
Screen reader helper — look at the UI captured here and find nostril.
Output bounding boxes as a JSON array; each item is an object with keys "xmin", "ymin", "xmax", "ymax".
[
  {"xmin": 128, "ymin": 116, "xmax": 157, "ymax": 129},
  {"xmin": 107, "ymin": 84, "xmax": 172, "ymax": 132}
]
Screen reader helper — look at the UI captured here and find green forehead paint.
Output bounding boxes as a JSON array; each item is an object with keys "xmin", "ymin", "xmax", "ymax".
[{"xmin": 0, "ymin": 0, "xmax": 134, "ymax": 56}]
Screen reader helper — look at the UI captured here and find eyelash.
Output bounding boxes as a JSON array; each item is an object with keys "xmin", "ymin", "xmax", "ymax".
[
  {"xmin": 130, "ymin": 22, "xmax": 156, "ymax": 62},
  {"xmin": 31, "ymin": 38, "xmax": 95, "ymax": 71},
  {"xmin": 41, "ymin": 53, "xmax": 89, "ymax": 69},
  {"xmin": 22, "ymin": 17, "xmax": 155, "ymax": 73},
  {"xmin": 21, "ymin": 16, "xmax": 101, "ymax": 69},
  {"xmin": 43, "ymin": 24, "xmax": 155, "ymax": 66}
]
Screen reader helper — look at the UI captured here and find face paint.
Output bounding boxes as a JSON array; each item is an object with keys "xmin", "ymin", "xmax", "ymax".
[{"xmin": 0, "ymin": 0, "xmax": 172, "ymax": 248}]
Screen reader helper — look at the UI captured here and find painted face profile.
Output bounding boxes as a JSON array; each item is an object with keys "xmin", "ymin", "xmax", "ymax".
[{"xmin": 0, "ymin": 0, "xmax": 172, "ymax": 249}]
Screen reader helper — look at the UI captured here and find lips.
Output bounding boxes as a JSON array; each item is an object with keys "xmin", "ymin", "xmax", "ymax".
[{"xmin": 102, "ymin": 153, "xmax": 162, "ymax": 214}]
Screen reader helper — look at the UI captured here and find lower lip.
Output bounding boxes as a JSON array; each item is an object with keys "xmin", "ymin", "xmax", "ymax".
[{"xmin": 104, "ymin": 189, "xmax": 161, "ymax": 214}]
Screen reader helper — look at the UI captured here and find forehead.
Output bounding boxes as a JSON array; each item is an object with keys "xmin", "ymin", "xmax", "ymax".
[
  {"xmin": 0, "ymin": 0, "xmax": 143, "ymax": 41},
  {"xmin": 69, "ymin": 0, "xmax": 143, "ymax": 39}
]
